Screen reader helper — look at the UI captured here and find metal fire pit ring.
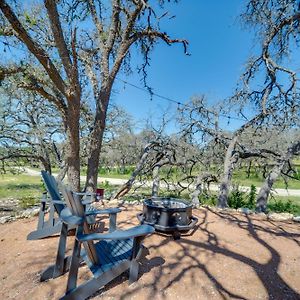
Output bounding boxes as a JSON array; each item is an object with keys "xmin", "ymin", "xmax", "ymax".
[{"xmin": 137, "ymin": 197, "xmax": 198, "ymax": 234}]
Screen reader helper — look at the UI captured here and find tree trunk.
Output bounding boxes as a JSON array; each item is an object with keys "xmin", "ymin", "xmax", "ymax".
[
  {"xmin": 112, "ymin": 142, "xmax": 155, "ymax": 199},
  {"xmin": 65, "ymin": 98, "xmax": 80, "ymax": 191},
  {"xmin": 256, "ymin": 140, "xmax": 300, "ymax": 212},
  {"xmin": 40, "ymin": 155, "xmax": 52, "ymax": 174},
  {"xmin": 85, "ymin": 88, "xmax": 110, "ymax": 192},
  {"xmin": 152, "ymin": 165, "xmax": 160, "ymax": 197},
  {"xmin": 190, "ymin": 173, "xmax": 204, "ymax": 206},
  {"xmin": 190, "ymin": 172, "xmax": 217, "ymax": 206},
  {"xmin": 246, "ymin": 160, "xmax": 252, "ymax": 178},
  {"xmin": 37, "ymin": 139, "xmax": 52, "ymax": 174},
  {"xmin": 57, "ymin": 164, "xmax": 68, "ymax": 182},
  {"xmin": 151, "ymin": 157, "xmax": 170, "ymax": 197},
  {"xmin": 218, "ymin": 137, "xmax": 239, "ymax": 208},
  {"xmin": 255, "ymin": 163, "xmax": 284, "ymax": 212}
]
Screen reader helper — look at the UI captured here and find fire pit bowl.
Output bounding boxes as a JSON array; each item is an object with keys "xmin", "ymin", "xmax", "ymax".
[{"xmin": 137, "ymin": 197, "xmax": 198, "ymax": 233}]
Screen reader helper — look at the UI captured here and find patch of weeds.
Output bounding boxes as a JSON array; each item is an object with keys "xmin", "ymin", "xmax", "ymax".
[
  {"xmin": 199, "ymin": 192, "xmax": 217, "ymax": 206},
  {"xmin": 122, "ymin": 195, "xmax": 142, "ymax": 203},
  {"xmin": 99, "ymin": 180, "xmax": 111, "ymax": 189},
  {"xmin": 19, "ymin": 196, "xmax": 39, "ymax": 209},
  {"xmin": 122, "ymin": 196, "xmax": 136, "ymax": 202},
  {"xmin": 246, "ymin": 184, "xmax": 256, "ymax": 209},
  {"xmin": 268, "ymin": 199, "xmax": 300, "ymax": 215},
  {"xmin": 228, "ymin": 186, "xmax": 245, "ymax": 209}
]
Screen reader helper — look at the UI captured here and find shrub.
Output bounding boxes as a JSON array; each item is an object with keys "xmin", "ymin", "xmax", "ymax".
[
  {"xmin": 19, "ymin": 196, "xmax": 39, "ymax": 209},
  {"xmin": 228, "ymin": 186, "xmax": 245, "ymax": 209},
  {"xmin": 247, "ymin": 184, "xmax": 256, "ymax": 209},
  {"xmin": 268, "ymin": 199, "xmax": 299, "ymax": 214},
  {"xmin": 199, "ymin": 193, "xmax": 217, "ymax": 206}
]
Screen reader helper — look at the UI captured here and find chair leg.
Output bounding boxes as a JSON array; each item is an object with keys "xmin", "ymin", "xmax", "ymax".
[
  {"xmin": 49, "ymin": 202, "xmax": 55, "ymax": 226},
  {"xmin": 109, "ymin": 213, "xmax": 117, "ymax": 232},
  {"xmin": 53, "ymin": 223, "xmax": 68, "ymax": 277},
  {"xmin": 129, "ymin": 260, "xmax": 139, "ymax": 284},
  {"xmin": 40, "ymin": 223, "xmax": 69, "ymax": 281},
  {"xmin": 65, "ymin": 237, "xmax": 81, "ymax": 294},
  {"xmin": 37, "ymin": 200, "xmax": 46, "ymax": 229},
  {"xmin": 40, "ymin": 256, "xmax": 72, "ymax": 281},
  {"xmin": 128, "ymin": 236, "xmax": 144, "ymax": 284}
]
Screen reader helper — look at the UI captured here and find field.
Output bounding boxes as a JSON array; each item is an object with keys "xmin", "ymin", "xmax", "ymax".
[
  {"xmin": 232, "ymin": 170, "xmax": 300, "ymax": 189},
  {"xmin": 0, "ymin": 174, "xmax": 43, "ymax": 209},
  {"xmin": 0, "ymin": 172, "xmax": 299, "ymax": 215},
  {"xmin": 26, "ymin": 165, "xmax": 300, "ymax": 189}
]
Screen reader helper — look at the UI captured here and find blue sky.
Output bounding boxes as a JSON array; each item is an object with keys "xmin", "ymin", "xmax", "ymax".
[{"xmin": 111, "ymin": 1, "xmax": 255, "ymax": 132}]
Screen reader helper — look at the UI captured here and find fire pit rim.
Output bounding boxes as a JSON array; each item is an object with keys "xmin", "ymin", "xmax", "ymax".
[{"xmin": 143, "ymin": 197, "xmax": 192, "ymax": 212}]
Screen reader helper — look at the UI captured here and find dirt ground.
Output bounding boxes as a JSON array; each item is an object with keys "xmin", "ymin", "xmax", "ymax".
[{"xmin": 0, "ymin": 205, "xmax": 299, "ymax": 300}]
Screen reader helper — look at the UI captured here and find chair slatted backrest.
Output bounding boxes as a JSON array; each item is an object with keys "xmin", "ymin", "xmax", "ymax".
[
  {"xmin": 41, "ymin": 171, "xmax": 65, "ymax": 215},
  {"xmin": 58, "ymin": 182, "xmax": 100, "ymax": 265}
]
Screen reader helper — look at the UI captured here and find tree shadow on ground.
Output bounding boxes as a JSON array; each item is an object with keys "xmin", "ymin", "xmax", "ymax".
[
  {"xmin": 102, "ymin": 208, "xmax": 300, "ymax": 300},
  {"xmin": 26, "ymin": 207, "xmax": 300, "ymax": 299}
]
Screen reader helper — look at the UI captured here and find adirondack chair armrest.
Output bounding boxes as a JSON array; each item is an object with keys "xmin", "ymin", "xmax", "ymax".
[
  {"xmin": 60, "ymin": 207, "xmax": 84, "ymax": 225},
  {"xmin": 77, "ymin": 225, "xmax": 154, "ymax": 242},
  {"xmin": 74, "ymin": 192, "xmax": 96, "ymax": 196},
  {"xmin": 85, "ymin": 208, "xmax": 121, "ymax": 216},
  {"xmin": 74, "ymin": 192, "xmax": 96, "ymax": 199},
  {"xmin": 73, "ymin": 192, "xmax": 96, "ymax": 205},
  {"xmin": 52, "ymin": 199, "xmax": 65, "ymax": 204},
  {"xmin": 81, "ymin": 198, "xmax": 94, "ymax": 205}
]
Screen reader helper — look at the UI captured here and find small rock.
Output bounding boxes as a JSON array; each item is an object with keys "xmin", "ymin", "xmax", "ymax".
[
  {"xmin": 268, "ymin": 212, "xmax": 294, "ymax": 221},
  {"xmin": 0, "ymin": 216, "xmax": 12, "ymax": 224},
  {"xmin": 293, "ymin": 216, "xmax": 300, "ymax": 222},
  {"xmin": 237, "ymin": 207, "xmax": 252, "ymax": 214},
  {"xmin": 224, "ymin": 207, "xmax": 236, "ymax": 213},
  {"xmin": 255, "ymin": 212, "xmax": 267, "ymax": 218},
  {"xmin": 16, "ymin": 207, "xmax": 40, "ymax": 219},
  {"xmin": 206, "ymin": 206, "xmax": 219, "ymax": 212},
  {"xmin": 108, "ymin": 199, "xmax": 119, "ymax": 205}
]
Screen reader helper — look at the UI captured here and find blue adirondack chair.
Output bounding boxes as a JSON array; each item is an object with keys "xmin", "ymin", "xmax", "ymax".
[
  {"xmin": 57, "ymin": 183, "xmax": 154, "ymax": 300},
  {"xmin": 27, "ymin": 171, "xmax": 68, "ymax": 240},
  {"xmin": 27, "ymin": 171, "xmax": 118, "ymax": 240},
  {"xmin": 39, "ymin": 174, "xmax": 121, "ymax": 281}
]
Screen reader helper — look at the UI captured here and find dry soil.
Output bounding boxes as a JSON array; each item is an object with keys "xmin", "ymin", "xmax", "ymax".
[{"xmin": 0, "ymin": 206, "xmax": 299, "ymax": 300}]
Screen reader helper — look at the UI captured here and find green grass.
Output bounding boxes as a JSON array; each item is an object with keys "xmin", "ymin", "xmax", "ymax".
[
  {"xmin": 232, "ymin": 172, "xmax": 300, "ymax": 189},
  {"xmin": 98, "ymin": 173, "xmax": 130, "ymax": 180},
  {"xmin": 1, "ymin": 170, "xmax": 299, "ymax": 215},
  {"xmin": 28, "ymin": 166, "xmax": 131, "ymax": 180},
  {"xmin": 268, "ymin": 196, "xmax": 300, "ymax": 215},
  {"xmin": 0, "ymin": 174, "xmax": 43, "ymax": 207},
  {"xmin": 26, "ymin": 165, "xmax": 300, "ymax": 189}
]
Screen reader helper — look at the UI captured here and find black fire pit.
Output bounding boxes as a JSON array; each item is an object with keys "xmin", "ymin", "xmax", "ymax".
[{"xmin": 137, "ymin": 197, "xmax": 198, "ymax": 237}]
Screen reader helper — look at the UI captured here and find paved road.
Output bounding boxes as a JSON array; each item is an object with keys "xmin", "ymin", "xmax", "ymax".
[{"xmin": 24, "ymin": 168, "xmax": 300, "ymax": 197}]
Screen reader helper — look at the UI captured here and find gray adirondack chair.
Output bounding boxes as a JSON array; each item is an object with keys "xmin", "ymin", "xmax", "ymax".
[
  {"xmin": 27, "ymin": 171, "xmax": 115, "ymax": 240},
  {"xmin": 27, "ymin": 171, "xmax": 68, "ymax": 240},
  {"xmin": 58, "ymin": 184, "xmax": 154, "ymax": 300},
  {"xmin": 39, "ymin": 177, "xmax": 121, "ymax": 282}
]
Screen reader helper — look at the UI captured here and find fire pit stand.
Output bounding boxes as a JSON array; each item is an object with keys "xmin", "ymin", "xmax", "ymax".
[{"xmin": 137, "ymin": 197, "xmax": 198, "ymax": 239}]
